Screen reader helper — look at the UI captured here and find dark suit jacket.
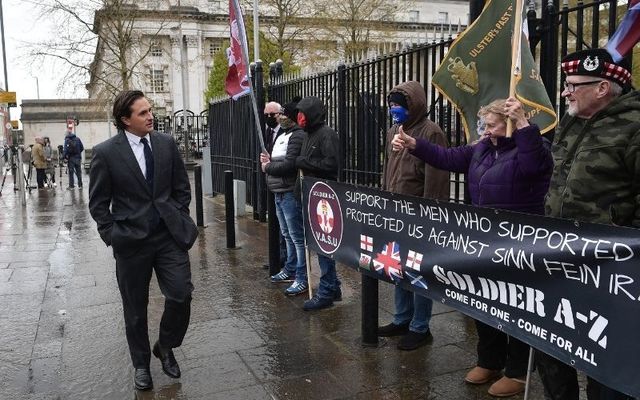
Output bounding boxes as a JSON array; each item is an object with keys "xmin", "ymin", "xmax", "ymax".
[{"xmin": 89, "ymin": 130, "xmax": 198, "ymax": 252}]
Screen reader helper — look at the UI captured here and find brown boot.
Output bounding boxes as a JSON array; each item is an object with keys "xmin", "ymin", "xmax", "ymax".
[
  {"xmin": 464, "ymin": 366, "xmax": 502, "ymax": 384},
  {"xmin": 487, "ymin": 376, "xmax": 526, "ymax": 397}
]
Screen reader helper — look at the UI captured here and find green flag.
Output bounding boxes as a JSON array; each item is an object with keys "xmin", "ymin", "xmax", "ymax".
[{"xmin": 432, "ymin": 0, "xmax": 557, "ymax": 140}]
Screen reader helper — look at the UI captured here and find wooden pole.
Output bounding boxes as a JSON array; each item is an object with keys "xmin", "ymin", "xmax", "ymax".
[{"xmin": 507, "ymin": 0, "xmax": 524, "ymax": 137}]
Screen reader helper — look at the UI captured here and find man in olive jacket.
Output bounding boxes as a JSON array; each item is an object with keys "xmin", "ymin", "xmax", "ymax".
[
  {"xmin": 378, "ymin": 81, "xmax": 450, "ymax": 351},
  {"xmin": 540, "ymin": 48, "xmax": 638, "ymax": 400}
]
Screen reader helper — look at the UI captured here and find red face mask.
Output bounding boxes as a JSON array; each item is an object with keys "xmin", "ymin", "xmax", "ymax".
[{"xmin": 297, "ymin": 113, "xmax": 307, "ymax": 129}]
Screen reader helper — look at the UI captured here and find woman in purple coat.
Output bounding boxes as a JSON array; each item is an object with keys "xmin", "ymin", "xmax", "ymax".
[{"xmin": 392, "ymin": 97, "xmax": 553, "ymax": 397}]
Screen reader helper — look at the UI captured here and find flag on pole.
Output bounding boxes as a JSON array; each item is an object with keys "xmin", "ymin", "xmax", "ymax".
[
  {"xmin": 606, "ymin": 0, "xmax": 640, "ymax": 63},
  {"xmin": 432, "ymin": 0, "xmax": 557, "ymax": 140},
  {"xmin": 225, "ymin": 0, "xmax": 251, "ymax": 99}
]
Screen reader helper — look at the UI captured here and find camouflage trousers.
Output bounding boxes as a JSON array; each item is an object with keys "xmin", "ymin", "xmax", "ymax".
[{"xmin": 535, "ymin": 351, "xmax": 634, "ymax": 400}]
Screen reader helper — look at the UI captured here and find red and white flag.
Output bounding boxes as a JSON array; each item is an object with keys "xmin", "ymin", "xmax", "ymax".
[
  {"xmin": 225, "ymin": 0, "xmax": 250, "ymax": 99},
  {"xmin": 606, "ymin": 0, "xmax": 640, "ymax": 63},
  {"xmin": 360, "ymin": 235, "xmax": 373, "ymax": 252},
  {"xmin": 405, "ymin": 250, "xmax": 423, "ymax": 271}
]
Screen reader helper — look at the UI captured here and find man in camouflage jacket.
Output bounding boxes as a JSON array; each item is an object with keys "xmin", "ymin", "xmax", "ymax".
[{"xmin": 540, "ymin": 48, "xmax": 638, "ymax": 400}]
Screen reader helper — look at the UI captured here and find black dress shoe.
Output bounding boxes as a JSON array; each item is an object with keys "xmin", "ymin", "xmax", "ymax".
[
  {"xmin": 134, "ymin": 368, "xmax": 153, "ymax": 390},
  {"xmin": 153, "ymin": 341, "xmax": 181, "ymax": 378}
]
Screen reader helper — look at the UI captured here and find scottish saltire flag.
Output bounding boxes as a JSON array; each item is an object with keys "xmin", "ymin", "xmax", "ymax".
[
  {"xmin": 225, "ymin": 0, "xmax": 251, "ymax": 99},
  {"xmin": 373, "ymin": 242, "xmax": 403, "ymax": 281},
  {"xmin": 432, "ymin": 0, "xmax": 557, "ymax": 139},
  {"xmin": 606, "ymin": 0, "xmax": 640, "ymax": 63},
  {"xmin": 360, "ymin": 234, "xmax": 373, "ymax": 251}
]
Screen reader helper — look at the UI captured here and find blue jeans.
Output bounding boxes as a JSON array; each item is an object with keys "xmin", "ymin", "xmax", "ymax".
[
  {"xmin": 274, "ymin": 192, "xmax": 306, "ymax": 283},
  {"xmin": 68, "ymin": 157, "xmax": 83, "ymax": 187},
  {"xmin": 393, "ymin": 286, "xmax": 432, "ymax": 333},
  {"xmin": 317, "ymin": 254, "xmax": 341, "ymax": 299}
]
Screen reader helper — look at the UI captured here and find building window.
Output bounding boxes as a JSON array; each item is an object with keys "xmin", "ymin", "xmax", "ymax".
[
  {"xmin": 438, "ymin": 12, "xmax": 449, "ymax": 25},
  {"xmin": 150, "ymin": 69, "xmax": 165, "ymax": 92},
  {"xmin": 209, "ymin": 41, "xmax": 222, "ymax": 56},
  {"xmin": 408, "ymin": 10, "xmax": 419, "ymax": 23},
  {"xmin": 151, "ymin": 41, "xmax": 162, "ymax": 57}
]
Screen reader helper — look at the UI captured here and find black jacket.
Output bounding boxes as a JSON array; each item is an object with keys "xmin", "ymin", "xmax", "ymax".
[
  {"xmin": 88, "ymin": 130, "xmax": 198, "ymax": 252},
  {"xmin": 295, "ymin": 96, "xmax": 339, "ymax": 186},
  {"xmin": 265, "ymin": 125, "xmax": 306, "ymax": 192}
]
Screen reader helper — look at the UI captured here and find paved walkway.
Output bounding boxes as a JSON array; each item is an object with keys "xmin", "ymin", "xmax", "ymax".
[{"xmin": 0, "ymin": 170, "xmax": 564, "ymax": 399}]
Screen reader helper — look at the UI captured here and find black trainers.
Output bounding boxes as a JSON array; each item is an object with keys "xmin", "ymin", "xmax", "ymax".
[
  {"xmin": 397, "ymin": 330, "xmax": 433, "ymax": 351},
  {"xmin": 303, "ymin": 295, "xmax": 333, "ymax": 311},
  {"xmin": 377, "ymin": 322, "xmax": 410, "ymax": 337}
]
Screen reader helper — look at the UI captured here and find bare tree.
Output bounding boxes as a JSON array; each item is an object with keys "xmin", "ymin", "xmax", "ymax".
[
  {"xmin": 27, "ymin": 0, "xmax": 166, "ymax": 100},
  {"xmin": 314, "ymin": 0, "xmax": 404, "ymax": 60}
]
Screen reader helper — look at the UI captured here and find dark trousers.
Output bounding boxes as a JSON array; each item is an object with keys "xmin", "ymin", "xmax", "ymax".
[
  {"xmin": 476, "ymin": 320, "xmax": 529, "ymax": 378},
  {"xmin": 536, "ymin": 352, "xmax": 634, "ymax": 400},
  {"xmin": 36, "ymin": 168, "xmax": 46, "ymax": 188},
  {"xmin": 114, "ymin": 227, "xmax": 193, "ymax": 369}
]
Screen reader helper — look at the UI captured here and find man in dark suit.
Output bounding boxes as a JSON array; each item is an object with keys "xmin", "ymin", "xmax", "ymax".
[{"xmin": 89, "ymin": 90, "xmax": 198, "ymax": 391}]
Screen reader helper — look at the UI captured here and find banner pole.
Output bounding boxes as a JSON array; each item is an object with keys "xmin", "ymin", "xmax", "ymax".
[
  {"xmin": 506, "ymin": 0, "xmax": 524, "ymax": 137},
  {"xmin": 230, "ymin": 0, "xmax": 267, "ymax": 153},
  {"xmin": 523, "ymin": 347, "xmax": 535, "ymax": 400},
  {"xmin": 300, "ymin": 171, "xmax": 313, "ymax": 299}
]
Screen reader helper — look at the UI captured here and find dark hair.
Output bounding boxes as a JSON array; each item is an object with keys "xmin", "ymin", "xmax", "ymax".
[{"xmin": 113, "ymin": 90, "xmax": 145, "ymax": 130}]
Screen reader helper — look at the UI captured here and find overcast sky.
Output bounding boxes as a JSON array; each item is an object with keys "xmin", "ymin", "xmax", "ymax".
[{"xmin": 4, "ymin": 0, "xmax": 66, "ymax": 121}]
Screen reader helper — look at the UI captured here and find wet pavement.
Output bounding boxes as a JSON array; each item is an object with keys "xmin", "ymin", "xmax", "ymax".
[{"xmin": 0, "ymin": 169, "xmax": 565, "ymax": 399}]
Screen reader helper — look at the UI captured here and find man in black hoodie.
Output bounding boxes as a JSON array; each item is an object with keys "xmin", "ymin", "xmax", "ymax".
[{"xmin": 295, "ymin": 96, "xmax": 342, "ymax": 311}]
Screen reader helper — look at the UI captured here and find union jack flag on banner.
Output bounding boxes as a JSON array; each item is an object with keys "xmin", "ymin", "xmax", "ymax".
[
  {"xmin": 225, "ymin": 0, "xmax": 251, "ymax": 99},
  {"xmin": 360, "ymin": 235, "xmax": 373, "ymax": 252},
  {"xmin": 373, "ymin": 242, "xmax": 403, "ymax": 281}
]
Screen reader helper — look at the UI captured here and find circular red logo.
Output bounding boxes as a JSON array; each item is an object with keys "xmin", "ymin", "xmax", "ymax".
[{"xmin": 308, "ymin": 181, "xmax": 343, "ymax": 254}]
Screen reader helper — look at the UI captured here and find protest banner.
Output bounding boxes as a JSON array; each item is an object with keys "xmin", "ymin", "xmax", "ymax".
[{"xmin": 302, "ymin": 177, "xmax": 640, "ymax": 397}]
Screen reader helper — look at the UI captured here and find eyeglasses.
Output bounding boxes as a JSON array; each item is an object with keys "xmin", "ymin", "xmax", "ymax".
[
  {"xmin": 264, "ymin": 113, "xmax": 279, "ymax": 117},
  {"xmin": 563, "ymin": 80, "xmax": 603, "ymax": 93}
]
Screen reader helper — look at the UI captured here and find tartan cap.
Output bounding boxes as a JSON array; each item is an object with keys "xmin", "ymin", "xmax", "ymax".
[{"xmin": 561, "ymin": 48, "xmax": 632, "ymax": 87}]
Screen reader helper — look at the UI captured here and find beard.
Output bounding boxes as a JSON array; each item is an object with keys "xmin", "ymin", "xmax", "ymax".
[{"xmin": 567, "ymin": 102, "xmax": 577, "ymax": 116}]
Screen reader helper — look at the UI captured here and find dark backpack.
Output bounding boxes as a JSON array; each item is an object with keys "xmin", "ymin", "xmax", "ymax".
[{"xmin": 67, "ymin": 137, "xmax": 78, "ymax": 156}]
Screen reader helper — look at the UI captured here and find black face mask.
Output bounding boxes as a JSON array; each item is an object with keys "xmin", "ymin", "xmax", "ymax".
[{"xmin": 265, "ymin": 116, "xmax": 278, "ymax": 128}]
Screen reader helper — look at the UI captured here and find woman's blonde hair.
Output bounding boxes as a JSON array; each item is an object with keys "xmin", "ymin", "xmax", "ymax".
[{"xmin": 478, "ymin": 98, "xmax": 508, "ymax": 122}]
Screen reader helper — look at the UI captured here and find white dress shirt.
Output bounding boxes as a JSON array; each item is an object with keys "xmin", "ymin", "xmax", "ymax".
[{"xmin": 124, "ymin": 130, "xmax": 152, "ymax": 179}]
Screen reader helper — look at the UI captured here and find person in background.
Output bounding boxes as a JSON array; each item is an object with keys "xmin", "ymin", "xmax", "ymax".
[
  {"xmin": 377, "ymin": 81, "xmax": 449, "ymax": 351},
  {"xmin": 392, "ymin": 97, "xmax": 552, "ymax": 397},
  {"xmin": 539, "ymin": 48, "xmax": 638, "ymax": 400},
  {"xmin": 295, "ymin": 96, "xmax": 342, "ymax": 311},
  {"xmin": 63, "ymin": 129, "xmax": 84, "ymax": 189},
  {"xmin": 32, "ymin": 136, "xmax": 47, "ymax": 189},
  {"xmin": 261, "ymin": 97, "xmax": 309, "ymax": 296},
  {"xmin": 43, "ymin": 137, "xmax": 56, "ymax": 187}
]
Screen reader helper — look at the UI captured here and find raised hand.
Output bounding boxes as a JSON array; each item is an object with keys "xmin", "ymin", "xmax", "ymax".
[
  {"xmin": 391, "ymin": 126, "xmax": 417, "ymax": 152},
  {"xmin": 504, "ymin": 97, "xmax": 529, "ymax": 129}
]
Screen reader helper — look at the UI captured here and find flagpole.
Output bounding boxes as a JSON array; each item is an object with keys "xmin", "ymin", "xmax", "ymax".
[
  {"xmin": 507, "ymin": 0, "xmax": 524, "ymax": 137},
  {"xmin": 230, "ymin": 0, "xmax": 267, "ymax": 153}
]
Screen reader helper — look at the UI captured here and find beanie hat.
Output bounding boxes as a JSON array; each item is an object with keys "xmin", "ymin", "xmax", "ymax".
[
  {"xmin": 388, "ymin": 92, "xmax": 408, "ymax": 109},
  {"xmin": 561, "ymin": 48, "xmax": 632, "ymax": 88},
  {"xmin": 281, "ymin": 96, "xmax": 301, "ymax": 121}
]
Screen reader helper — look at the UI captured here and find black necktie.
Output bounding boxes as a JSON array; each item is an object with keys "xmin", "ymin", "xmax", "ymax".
[{"xmin": 140, "ymin": 137, "xmax": 154, "ymax": 191}]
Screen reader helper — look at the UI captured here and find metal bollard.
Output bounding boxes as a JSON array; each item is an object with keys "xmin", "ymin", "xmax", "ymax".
[
  {"xmin": 194, "ymin": 165, "xmax": 204, "ymax": 227},
  {"xmin": 361, "ymin": 274, "xmax": 379, "ymax": 347},
  {"xmin": 224, "ymin": 170, "xmax": 236, "ymax": 248},
  {"xmin": 267, "ymin": 191, "xmax": 281, "ymax": 275}
]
